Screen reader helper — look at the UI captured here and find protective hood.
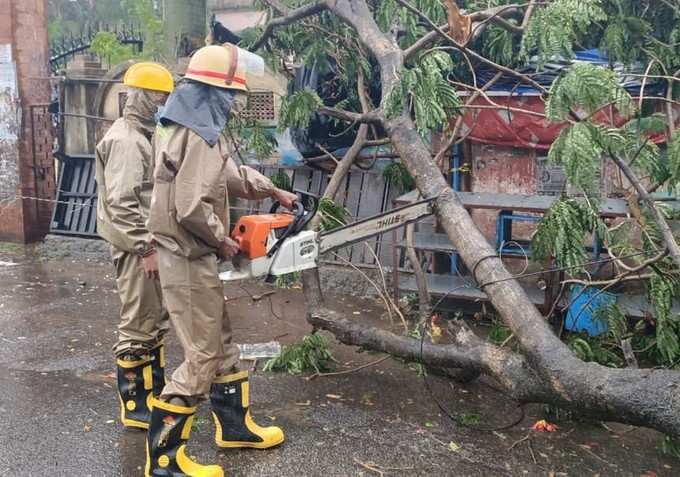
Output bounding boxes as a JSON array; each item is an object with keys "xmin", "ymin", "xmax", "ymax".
[
  {"xmin": 123, "ymin": 87, "xmax": 166, "ymax": 138},
  {"xmin": 159, "ymin": 80, "xmax": 238, "ymax": 147}
]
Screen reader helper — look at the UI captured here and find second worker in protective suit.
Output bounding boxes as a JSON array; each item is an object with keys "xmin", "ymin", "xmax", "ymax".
[
  {"xmin": 95, "ymin": 62, "xmax": 174, "ymax": 430},
  {"xmin": 145, "ymin": 44, "xmax": 297, "ymax": 477}
]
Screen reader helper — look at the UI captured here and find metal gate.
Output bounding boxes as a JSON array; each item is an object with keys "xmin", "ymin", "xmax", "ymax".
[{"xmin": 50, "ymin": 154, "xmax": 98, "ymax": 237}]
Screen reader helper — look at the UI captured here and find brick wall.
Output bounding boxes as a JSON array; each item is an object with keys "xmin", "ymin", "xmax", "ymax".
[{"xmin": 0, "ymin": 0, "xmax": 54, "ymax": 243}]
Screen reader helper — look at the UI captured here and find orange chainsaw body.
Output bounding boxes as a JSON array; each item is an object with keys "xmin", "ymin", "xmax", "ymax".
[{"xmin": 231, "ymin": 213, "xmax": 295, "ymax": 259}]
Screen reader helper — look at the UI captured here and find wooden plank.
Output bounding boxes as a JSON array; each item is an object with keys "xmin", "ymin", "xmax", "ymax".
[
  {"xmin": 354, "ymin": 171, "xmax": 389, "ymax": 265},
  {"xmin": 393, "ymin": 190, "xmax": 678, "ymax": 218},
  {"xmin": 400, "ymin": 273, "xmax": 680, "ymax": 319},
  {"xmin": 292, "ymin": 167, "xmax": 311, "ymax": 192},
  {"xmin": 377, "ymin": 181, "xmax": 406, "ymax": 265},
  {"xmin": 397, "ymin": 232, "xmax": 455, "ymax": 252},
  {"xmin": 310, "ymin": 169, "xmax": 326, "ymax": 196},
  {"xmin": 400, "ymin": 273, "xmax": 547, "ymax": 306},
  {"xmin": 330, "ymin": 171, "xmax": 352, "ymax": 262},
  {"xmin": 345, "ymin": 172, "xmax": 366, "ymax": 263}
]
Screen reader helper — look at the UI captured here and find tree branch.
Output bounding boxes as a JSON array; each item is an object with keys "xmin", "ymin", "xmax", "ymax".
[
  {"xmin": 308, "ymin": 305, "xmax": 680, "ymax": 434},
  {"xmin": 318, "ymin": 106, "xmax": 383, "ymax": 124},
  {"xmin": 261, "ymin": 0, "xmax": 291, "ymax": 15},
  {"xmin": 404, "ymin": 3, "xmax": 537, "ymax": 59},
  {"xmin": 250, "ymin": 1, "xmax": 330, "ymax": 51},
  {"xmin": 432, "ymin": 71, "xmax": 503, "ymax": 167},
  {"xmin": 396, "ymin": 0, "xmax": 546, "ymax": 93},
  {"xmin": 608, "ymin": 152, "xmax": 680, "ymax": 269}
]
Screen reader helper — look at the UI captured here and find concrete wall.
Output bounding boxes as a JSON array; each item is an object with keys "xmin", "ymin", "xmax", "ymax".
[{"xmin": 0, "ymin": 0, "xmax": 54, "ymax": 243}]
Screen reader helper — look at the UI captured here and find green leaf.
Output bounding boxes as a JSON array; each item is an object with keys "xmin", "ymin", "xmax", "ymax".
[
  {"xmin": 547, "ymin": 64, "xmax": 633, "ymax": 122},
  {"xmin": 278, "ymin": 90, "xmax": 323, "ymax": 132},
  {"xmin": 521, "ymin": 0, "xmax": 607, "ymax": 66}
]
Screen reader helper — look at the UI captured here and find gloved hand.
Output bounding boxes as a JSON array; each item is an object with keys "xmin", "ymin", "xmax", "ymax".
[
  {"xmin": 218, "ymin": 237, "xmax": 240, "ymax": 260},
  {"xmin": 272, "ymin": 189, "xmax": 298, "ymax": 210}
]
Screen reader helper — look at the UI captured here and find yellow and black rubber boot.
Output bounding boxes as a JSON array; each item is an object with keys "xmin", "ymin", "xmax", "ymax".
[
  {"xmin": 210, "ymin": 371, "xmax": 284, "ymax": 449},
  {"xmin": 150, "ymin": 342, "xmax": 166, "ymax": 397},
  {"xmin": 145, "ymin": 398, "xmax": 224, "ymax": 477},
  {"xmin": 116, "ymin": 356, "xmax": 154, "ymax": 429}
]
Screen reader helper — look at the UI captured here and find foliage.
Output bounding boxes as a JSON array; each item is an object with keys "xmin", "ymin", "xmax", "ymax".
[
  {"xmin": 649, "ymin": 270, "xmax": 680, "ymax": 364},
  {"xmin": 662, "ymin": 435, "xmax": 680, "ymax": 459},
  {"xmin": 669, "ymin": 134, "xmax": 680, "ymax": 192},
  {"xmin": 270, "ymin": 171, "xmax": 292, "ymax": 192},
  {"xmin": 318, "ymin": 198, "xmax": 350, "ymax": 232},
  {"xmin": 594, "ymin": 302, "xmax": 628, "ymax": 342},
  {"xmin": 567, "ymin": 335, "xmax": 623, "ymax": 367},
  {"xmin": 278, "ymin": 91, "xmax": 323, "ymax": 132},
  {"xmin": 376, "ymin": 0, "xmax": 446, "ymax": 47},
  {"xmin": 532, "ymin": 197, "xmax": 603, "ymax": 271},
  {"xmin": 123, "ymin": 0, "xmax": 164, "ymax": 60},
  {"xmin": 541, "ymin": 59, "xmax": 680, "ymax": 366},
  {"xmin": 383, "ymin": 162, "xmax": 415, "ymax": 193},
  {"xmin": 483, "ymin": 25, "xmax": 517, "ymax": 67},
  {"xmin": 49, "ymin": 0, "xmax": 163, "ymax": 63},
  {"xmin": 385, "ymin": 51, "xmax": 460, "ymax": 136},
  {"xmin": 89, "ymin": 32, "xmax": 136, "ymax": 67},
  {"xmin": 546, "ymin": 63, "xmax": 632, "ymax": 122},
  {"xmin": 520, "ymin": 0, "xmax": 607, "ymax": 66},
  {"xmin": 228, "ymin": 115, "xmax": 278, "ymax": 160},
  {"xmin": 264, "ymin": 333, "xmax": 336, "ymax": 375},
  {"xmin": 488, "ymin": 318, "xmax": 512, "ymax": 346},
  {"xmin": 274, "ymin": 271, "xmax": 301, "ymax": 289},
  {"xmin": 48, "ymin": 0, "xmax": 127, "ymax": 42}
]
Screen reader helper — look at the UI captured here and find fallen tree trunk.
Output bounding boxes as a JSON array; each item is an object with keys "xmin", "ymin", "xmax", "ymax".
[
  {"xmin": 263, "ymin": 0, "xmax": 680, "ymax": 438},
  {"xmin": 308, "ymin": 307, "xmax": 680, "ymax": 431}
]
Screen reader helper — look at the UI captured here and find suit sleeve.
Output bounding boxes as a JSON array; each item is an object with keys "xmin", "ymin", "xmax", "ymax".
[
  {"xmin": 225, "ymin": 157, "xmax": 276, "ymax": 200},
  {"xmin": 173, "ymin": 136, "xmax": 227, "ymax": 248},
  {"xmin": 102, "ymin": 139, "xmax": 151, "ymax": 254}
]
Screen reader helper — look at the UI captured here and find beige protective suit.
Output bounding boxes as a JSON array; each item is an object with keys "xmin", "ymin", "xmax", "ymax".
[
  {"xmin": 148, "ymin": 123, "xmax": 275, "ymax": 399},
  {"xmin": 95, "ymin": 87, "xmax": 169, "ymax": 357}
]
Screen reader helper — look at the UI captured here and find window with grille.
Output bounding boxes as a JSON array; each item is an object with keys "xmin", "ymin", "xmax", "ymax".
[{"xmin": 241, "ymin": 92, "xmax": 276, "ymax": 122}]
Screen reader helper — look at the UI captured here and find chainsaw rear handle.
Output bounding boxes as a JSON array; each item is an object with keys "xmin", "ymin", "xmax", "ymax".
[{"xmin": 266, "ymin": 190, "xmax": 318, "ymax": 258}]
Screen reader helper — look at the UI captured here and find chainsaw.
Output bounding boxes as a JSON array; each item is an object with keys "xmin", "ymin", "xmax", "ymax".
[{"xmin": 219, "ymin": 190, "xmax": 434, "ymax": 282}]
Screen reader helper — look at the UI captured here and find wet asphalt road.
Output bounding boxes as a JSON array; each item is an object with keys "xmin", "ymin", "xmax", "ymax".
[{"xmin": 0, "ymin": 239, "xmax": 677, "ymax": 476}]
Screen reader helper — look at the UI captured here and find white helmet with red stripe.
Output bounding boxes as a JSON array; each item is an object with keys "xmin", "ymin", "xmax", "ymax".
[{"xmin": 185, "ymin": 44, "xmax": 264, "ymax": 91}]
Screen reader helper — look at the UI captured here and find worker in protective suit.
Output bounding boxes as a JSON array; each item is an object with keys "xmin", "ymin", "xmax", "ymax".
[
  {"xmin": 95, "ymin": 62, "xmax": 174, "ymax": 430},
  {"xmin": 145, "ymin": 44, "xmax": 296, "ymax": 477}
]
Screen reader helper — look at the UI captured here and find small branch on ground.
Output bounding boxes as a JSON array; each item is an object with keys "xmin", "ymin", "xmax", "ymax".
[{"xmin": 308, "ymin": 355, "xmax": 390, "ymax": 380}]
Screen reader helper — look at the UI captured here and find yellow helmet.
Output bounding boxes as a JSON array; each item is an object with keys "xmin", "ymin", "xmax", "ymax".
[
  {"xmin": 123, "ymin": 62, "xmax": 174, "ymax": 93},
  {"xmin": 185, "ymin": 44, "xmax": 249, "ymax": 92}
]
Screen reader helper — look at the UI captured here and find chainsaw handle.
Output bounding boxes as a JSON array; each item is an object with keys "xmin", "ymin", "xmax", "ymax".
[{"xmin": 266, "ymin": 190, "xmax": 317, "ymax": 258}]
